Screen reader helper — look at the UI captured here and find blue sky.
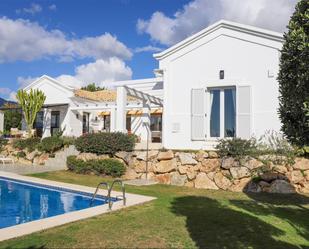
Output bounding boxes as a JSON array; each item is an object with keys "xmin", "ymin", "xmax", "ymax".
[{"xmin": 0, "ymin": 0, "xmax": 297, "ymax": 100}]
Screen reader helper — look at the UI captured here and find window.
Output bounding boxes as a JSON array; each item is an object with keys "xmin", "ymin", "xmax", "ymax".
[
  {"xmin": 34, "ymin": 111, "xmax": 44, "ymax": 137},
  {"xmin": 126, "ymin": 115, "xmax": 132, "ymax": 133},
  {"xmin": 103, "ymin": 115, "xmax": 110, "ymax": 132},
  {"xmin": 51, "ymin": 111, "xmax": 60, "ymax": 136},
  {"xmin": 209, "ymin": 87, "xmax": 236, "ymax": 138}
]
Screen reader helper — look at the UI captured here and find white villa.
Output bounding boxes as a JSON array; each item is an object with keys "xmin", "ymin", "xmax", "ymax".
[{"xmin": 0, "ymin": 20, "xmax": 284, "ymax": 150}]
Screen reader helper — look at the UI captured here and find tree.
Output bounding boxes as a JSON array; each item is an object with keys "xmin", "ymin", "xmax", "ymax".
[
  {"xmin": 3, "ymin": 103, "xmax": 22, "ymax": 132},
  {"xmin": 278, "ymin": 0, "xmax": 309, "ymax": 146},
  {"xmin": 16, "ymin": 89, "xmax": 46, "ymax": 136},
  {"xmin": 81, "ymin": 83, "xmax": 106, "ymax": 92}
]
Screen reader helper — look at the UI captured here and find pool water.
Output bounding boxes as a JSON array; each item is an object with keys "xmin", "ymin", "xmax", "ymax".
[{"xmin": 0, "ymin": 177, "xmax": 109, "ymax": 229}]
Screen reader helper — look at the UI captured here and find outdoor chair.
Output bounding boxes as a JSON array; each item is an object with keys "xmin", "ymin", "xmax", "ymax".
[{"xmin": 0, "ymin": 155, "xmax": 14, "ymax": 164}]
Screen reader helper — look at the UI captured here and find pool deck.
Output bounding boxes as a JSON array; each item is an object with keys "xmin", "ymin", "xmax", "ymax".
[
  {"xmin": 0, "ymin": 171, "xmax": 156, "ymax": 242},
  {"xmin": 0, "ymin": 163, "xmax": 67, "ymax": 174}
]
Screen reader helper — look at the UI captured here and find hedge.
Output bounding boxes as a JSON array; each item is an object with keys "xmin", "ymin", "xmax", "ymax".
[
  {"xmin": 38, "ymin": 136, "xmax": 64, "ymax": 153},
  {"xmin": 75, "ymin": 132, "xmax": 135, "ymax": 156},
  {"xmin": 13, "ymin": 137, "xmax": 41, "ymax": 152},
  {"xmin": 67, "ymin": 156, "xmax": 126, "ymax": 177}
]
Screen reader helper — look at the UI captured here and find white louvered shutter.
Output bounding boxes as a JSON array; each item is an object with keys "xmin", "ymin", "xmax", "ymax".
[
  {"xmin": 191, "ymin": 88, "xmax": 206, "ymax": 140},
  {"xmin": 236, "ymin": 85, "xmax": 252, "ymax": 139}
]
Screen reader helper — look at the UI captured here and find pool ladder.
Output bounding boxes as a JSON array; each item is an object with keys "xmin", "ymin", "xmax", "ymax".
[{"xmin": 90, "ymin": 180, "xmax": 126, "ymax": 210}]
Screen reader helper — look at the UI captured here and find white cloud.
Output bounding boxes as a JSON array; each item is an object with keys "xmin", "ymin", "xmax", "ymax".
[
  {"xmin": 18, "ymin": 57, "xmax": 132, "ymax": 89},
  {"xmin": 49, "ymin": 4, "xmax": 57, "ymax": 11},
  {"xmin": 0, "ymin": 17, "xmax": 132, "ymax": 63},
  {"xmin": 134, "ymin": 45, "xmax": 163, "ymax": 53},
  {"xmin": 16, "ymin": 3, "xmax": 42, "ymax": 15},
  {"xmin": 137, "ymin": 0, "xmax": 298, "ymax": 46},
  {"xmin": 9, "ymin": 91, "xmax": 17, "ymax": 101},
  {"xmin": 0, "ymin": 87, "xmax": 11, "ymax": 95}
]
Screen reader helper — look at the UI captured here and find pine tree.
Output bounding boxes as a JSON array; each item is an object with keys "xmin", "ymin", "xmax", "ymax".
[{"xmin": 278, "ymin": 0, "xmax": 309, "ymax": 146}]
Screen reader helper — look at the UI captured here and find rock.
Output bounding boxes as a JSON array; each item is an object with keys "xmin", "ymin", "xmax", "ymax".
[
  {"xmin": 194, "ymin": 172, "xmax": 218, "ymax": 189},
  {"xmin": 200, "ymin": 159, "xmax": 221, "ymax": 173},
  {"xmin": 184, "ymin": 181, "xmax": 194, "ymax": 188},
  {"xmin": 97, "ymin": 154, "xmax": 110, "ymax": 160},
  {"xmin": 258, "ymin": 181, "xmax": 271, "ymax": 188},
  {"xmin": 115, "ymin": 151, "xmax": 134, "ymax": 165},
  {"xmin": 155, "ymin": 173, "xmax": 171, "ymax": 184},
  {"xmin": 213, "ymin": 172, "xmax": 232, "ymax": 190},
  {"xmin": 207, "ymin": 172, "xmax": 216, "ymax": 180},
  {"xmin": 221, "ymin": 157, "xmax": 238, "ymax": 169},
  {"xmin": 260, "ymin": 172, "xmax": 280, "ymax": 182},
  {"xmin": 136, "ymin": 150, "xmax": 159, "ymax": 161},
  {"xmin": 140, "ymin": 172, "xmax": 156, "ymax": 180},
  {"xmin": 244, "ymin": 182, "xmax": 262, "ymax": 193},
  {"xmin": 195, "ymin": 151, "xmax": 209, "ymax": 161},
  {"xmin": 230, "ymin": 167, "xmax": 250, "ymax": 179},
  {"xmin": 76, "ymin": 153, "xmax": 98, "ymax": 161},
  {"xmin": 208, "ymin": 151, "xmax": 218, "ymax": 158},
  {"xmin": 273, "ymin": 165, "xmax": 288, "ymax": 174},
  {"xmin": 178, "ymin": 165, "xmax": 188, "ymax": 174},
  {"xmin": 299, "ymin": 182, "xmax": 309, "ymax": 194},
  {"xmin": 269, "ymin": 180, "xmax": 296, "ymax": 194},
  {"xmin": 26, "ymin": 150, "xmax": 38, "ymax": 161},
  {"xmin": 229, "ymin": 177, "xmax": 251, "ymax": 192},
  {"xmin": 170, "ymin": 172, "xmax": 187, "ymax": 186},
  {"xmin": 290, "ymin": 170, "xmax": 304, "ymax": 184},
  {"xmin": 293, "ymin": 158, "xmax": 309, "ymax": 170},
  {"xmin": 18, "ymin": 157, "xmax": 32, "ymax": 165},
  {"xmin": 34, "ymin": 153, "xmax": 49, "ymax": 165},
  {"xmin": 242, "ymin": 157, "xmax": 263, "ymax": 170},
  {"xmin": 123, "ymin": 167, "xmax": 140, "ymax": 180},
  {"xmin": 157, "ymin": 150, "xmax": 174, "ymax": 161},
  {"xmin": 154, "ymin": 158, "xmax": 177, "ymax": 173},
  {"xmin": 304, "ymin": 170, "xmax": 309, "ymax": 181},
  {"xmin": 178, "ymin": 153, "xmax": 197, "ymax": 165},
  {"xmin": 134, "ymin": 160, "xmax": 154, "ymax": 173},
  {"xmin": 186, "ymin": 167, "xmax": 197, "ymax": 180}
]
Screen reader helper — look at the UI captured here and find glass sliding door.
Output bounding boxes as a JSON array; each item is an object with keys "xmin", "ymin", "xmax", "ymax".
[
  {"xmin": 210, "ymin": 90, "xmax": 221, "ymax": 137},
  {"xmin": 51, "ymin": 111, "xmax": 60, "ymax": 136},
  {"xmin": 224, "ymin": 89, "xmax": 236, "ymax": 137},
  {"xmin": 34, "ymin": 111, "xmax": 44, "ymax": 137},
  {"xmin": 82, "ymin": 113, "xmax": 90, "ymax": 134}
]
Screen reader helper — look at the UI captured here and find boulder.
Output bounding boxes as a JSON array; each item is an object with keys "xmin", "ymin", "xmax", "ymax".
[
  {"xmin": 293, "ymin": 158, "xmax": 309, "ymax": 170},
  {"xmin": 304, "ymin": 170, "xmax": 309, "ymax": 181},
  {"xmin": 140, "ymin": 172, "xmax": 156, "ymax": 180},
  {"xmin": 136, "ymin": 150, "xmax": 159, "ymax": 161},
  {"xmin": 195, "ymin": 150, "xmax": 209, "ymax": 162},
  {"xmin": 244, "ymin": 182, "xmax": 262, "ymax": 193},
  {"xmin": 154, "ymin": 158, "xmax": 177, "ymax": 173},
  {"xmin": 290, "ymin": 170, "xmax": 304, "ymax": 184},
  {"xmin": 299, "ymin": 182, "xmax": 309, "ymax": 194},
  {"xmin": 230, "ymin": 167, "xmax": 250, "ymax": 179},
  {"xmin": 18, "ymin": 157, "xmax": 32, "ymax": 165},
  {"xmin": 194, "ymin": 172, "xmax": 218, "ymax": 189},
  {"xmin": 221, "ymin": 157, "xmax": 238, "ymax": 169},
  {"xmin": 184, "ymin": 181, "xmax": 194, "ymax": 188},
  {"xmin": 208, "ymin": 151, "xmax": 218, "ymax": 158},
  {"xmin": 170, "ymin": 172, "xmax": 187, "ymax": 186},
  {"xmin": 178, "ymin": 153, "xmax": 197, "ymax": 165},
  {"xmin": 260, "ymin": 172, "xmax": 280, "ymax": 182},
  {"xmin": 178, "ymin": 165, "xmax": 188, "ymax": 174},
  {"xmin": 76, "ymin": 153, "xmax": 98, "ymax": 161},
  {"xmin": 269, "ymin": 180, "xmax": 296, "ymax": 194},
  {"xmin": 273, "ymin": 165, "xmax": 288, "ymax": 174},
  {"xmin": 229, "ymin": 177, "xmax": 251, "ymax": 192},
  {"xmin": 115, "ymin": 151, "xmax": 134, "ymax": 165},
  {"xmin": 157, "ymin": 150, "xmax": 174, "ymax": 161},
  {"xmin": 97, "ymin": 154, "xmax": 110, "ymax": 160},
  {"xmin": 155, "ymin": 173, "xmax": 171, "ymax": 184},
  {"xmin": 34, "ymin": 153, "xmax": 49, "ymax": 165},
  {"xmin": 213, "ymin": 172, "xmax": 232, "ymax": 190},
  {"xmin": 242, "ymin": 157, "xmax": 263, "ymax": 170},
  {"xmin": 200, "ymin": 159, "xmax": 221, "ymax": 173},
  {"xmin": 207, "ymin": 171, "xmax": 216, "ymax": 180},
  {"xmin": 123, "ymin": 167, "xmax": 140, "ymax": 180},
  {"xmin": 26, "ymin": 150, "xmax": 38, "ymax": 161},
  {"xmin": 186, "ymin": 167, "xmax": 197, "ymax": 180}
]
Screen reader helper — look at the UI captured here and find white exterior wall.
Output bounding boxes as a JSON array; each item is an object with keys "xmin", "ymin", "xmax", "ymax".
[{"xmin": 158, "ymin": 27, "xmax": 283, "ymax": 150}]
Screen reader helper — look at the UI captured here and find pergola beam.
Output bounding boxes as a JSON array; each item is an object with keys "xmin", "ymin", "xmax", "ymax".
[{"xmin": 124, "ymin": 86, "xmax": 163, "ymax": 106}]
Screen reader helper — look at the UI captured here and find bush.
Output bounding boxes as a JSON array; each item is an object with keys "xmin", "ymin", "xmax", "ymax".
[
  {"xmin": 62, "ymin": 136, "xmax": 76, "ymax": 147},
  {"xmin": 13, "ymin": 137, "xmax": 41, "ymax": 152},
  {"xmin": 16, "ymin": 151, "xmax": 26, "ymax": 158},
  {"xmin": 38, "ymin": 136, "xmax": 63, "ymax": 153},
  {"xmin": 0, "ymin": 138, "xmax": 8, "ymax": 151},
  {"xmin": 216, "ymin": 138, "xmax": 258, "ymax": 158},
  {"xmin": 67, "ymin": 156, "xmax": 125, "ymax": 177},
  {"xmin": 75, "ymin": 132, "xmax": 135, "ymax": 156}
]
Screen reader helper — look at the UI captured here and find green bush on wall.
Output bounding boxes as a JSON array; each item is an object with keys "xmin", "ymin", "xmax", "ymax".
[
  {"xmin": 75, "ymin": 132, "xmax": 136, "ymax": 156},
  {"xmin": 67, "ymin": 156, "xmax": 126, "ymax": 177},
  {"xmin": 13, "ymin": 137, "xmax": 41, "ymax": 152},
  {"xmin": 0, "ymin": 138, "xmax": 8, "ymax": 151},
  {"xmin": 38, "ymin": 136, "xmax": 64, "ymax": 153},
  {"xmin": 215, "ymin": 138, "xmax": 258, "ymax": 158}
]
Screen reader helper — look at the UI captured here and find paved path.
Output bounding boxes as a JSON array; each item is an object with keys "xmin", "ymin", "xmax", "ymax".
[{"xmin": 0, "ymin": 163, "xmax": 66, "ymax": 175}]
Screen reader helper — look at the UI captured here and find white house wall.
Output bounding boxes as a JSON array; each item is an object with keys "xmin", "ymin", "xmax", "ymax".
[{"xmin": 160, "ymin": 30, "xmax": 283, "ymax": 150}]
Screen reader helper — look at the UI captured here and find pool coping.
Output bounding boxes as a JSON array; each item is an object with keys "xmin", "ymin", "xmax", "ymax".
[{"xmin": 0, "ymin": 171, "xmax": 156, "ymax": 242}]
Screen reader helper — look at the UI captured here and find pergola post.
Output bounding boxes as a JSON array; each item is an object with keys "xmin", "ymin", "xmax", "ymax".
[
  {"xmin": 42, "ymin": 108, "xmax": 51, "ymax": 138},
  {"xmin": 110, "ymin": 107, "xmax": 116, "ymax": 132},
  {"xmin": 0, "ymin": 111, "xmax": 4, "ymax": 133},
  {"xmin": 141, "ymin": 100, "xmax": 151, "ymax": 142},
  {"xmin": 116, "ymin": 86, "xmax": 127, "ymax": 132}
]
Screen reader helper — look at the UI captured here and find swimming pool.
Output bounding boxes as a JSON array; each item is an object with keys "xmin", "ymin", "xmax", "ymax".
[{"xmin": 0, "ymin": 176, "xmax": 112, "ymax": 229}]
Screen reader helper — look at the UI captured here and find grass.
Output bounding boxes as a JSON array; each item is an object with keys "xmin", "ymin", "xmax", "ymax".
[{"xmin": 1, "ymin": 171, "xmax": 309, "ymax": 249}]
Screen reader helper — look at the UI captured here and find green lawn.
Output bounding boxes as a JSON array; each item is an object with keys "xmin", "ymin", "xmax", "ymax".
[{"xmin": 1, "ymin": 171, "xmax": 309, "ymax": 249}]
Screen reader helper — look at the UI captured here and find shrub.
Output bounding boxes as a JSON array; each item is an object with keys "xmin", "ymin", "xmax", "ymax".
[
  {"xmin": 67, "ymin": 156, "xmax": 125, "ymax": 177},
  {"xmin": 62, "ymin": 136, "xmax": 76, "ymax": 147},
  {"xmin": 215, "ymin": 138, "xmax": 258, "ymax": 158},
  {"xmin": 278, "ymin": 0, "xmax": 309, "ymax": 146},
  {"xmin": 0, "ymin": 138, "xmax": 8, "ymax": 151},
  {"xmin": 75, "ymin": 132, "xmax": 135, "ymax": 156},
  {"xmin": 13, "ymin": 137, "xmax": 41, "ymax": 152},
  {"xmin": 16, "ymin": 151, "xmax": 26, "ymax": 158},
  {"xmin": 38, "ymin": 136, "xmax": 63, "ymax": 153}
]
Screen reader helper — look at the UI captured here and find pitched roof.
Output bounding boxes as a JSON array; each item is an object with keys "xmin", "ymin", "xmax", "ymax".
[
  {"xmin": 74, "ymin": 89, "xmax": 136, "ymax": 102},
  {"xmin": 154, "ymin": 20, "xmax": 284, "ymax": 60}
]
